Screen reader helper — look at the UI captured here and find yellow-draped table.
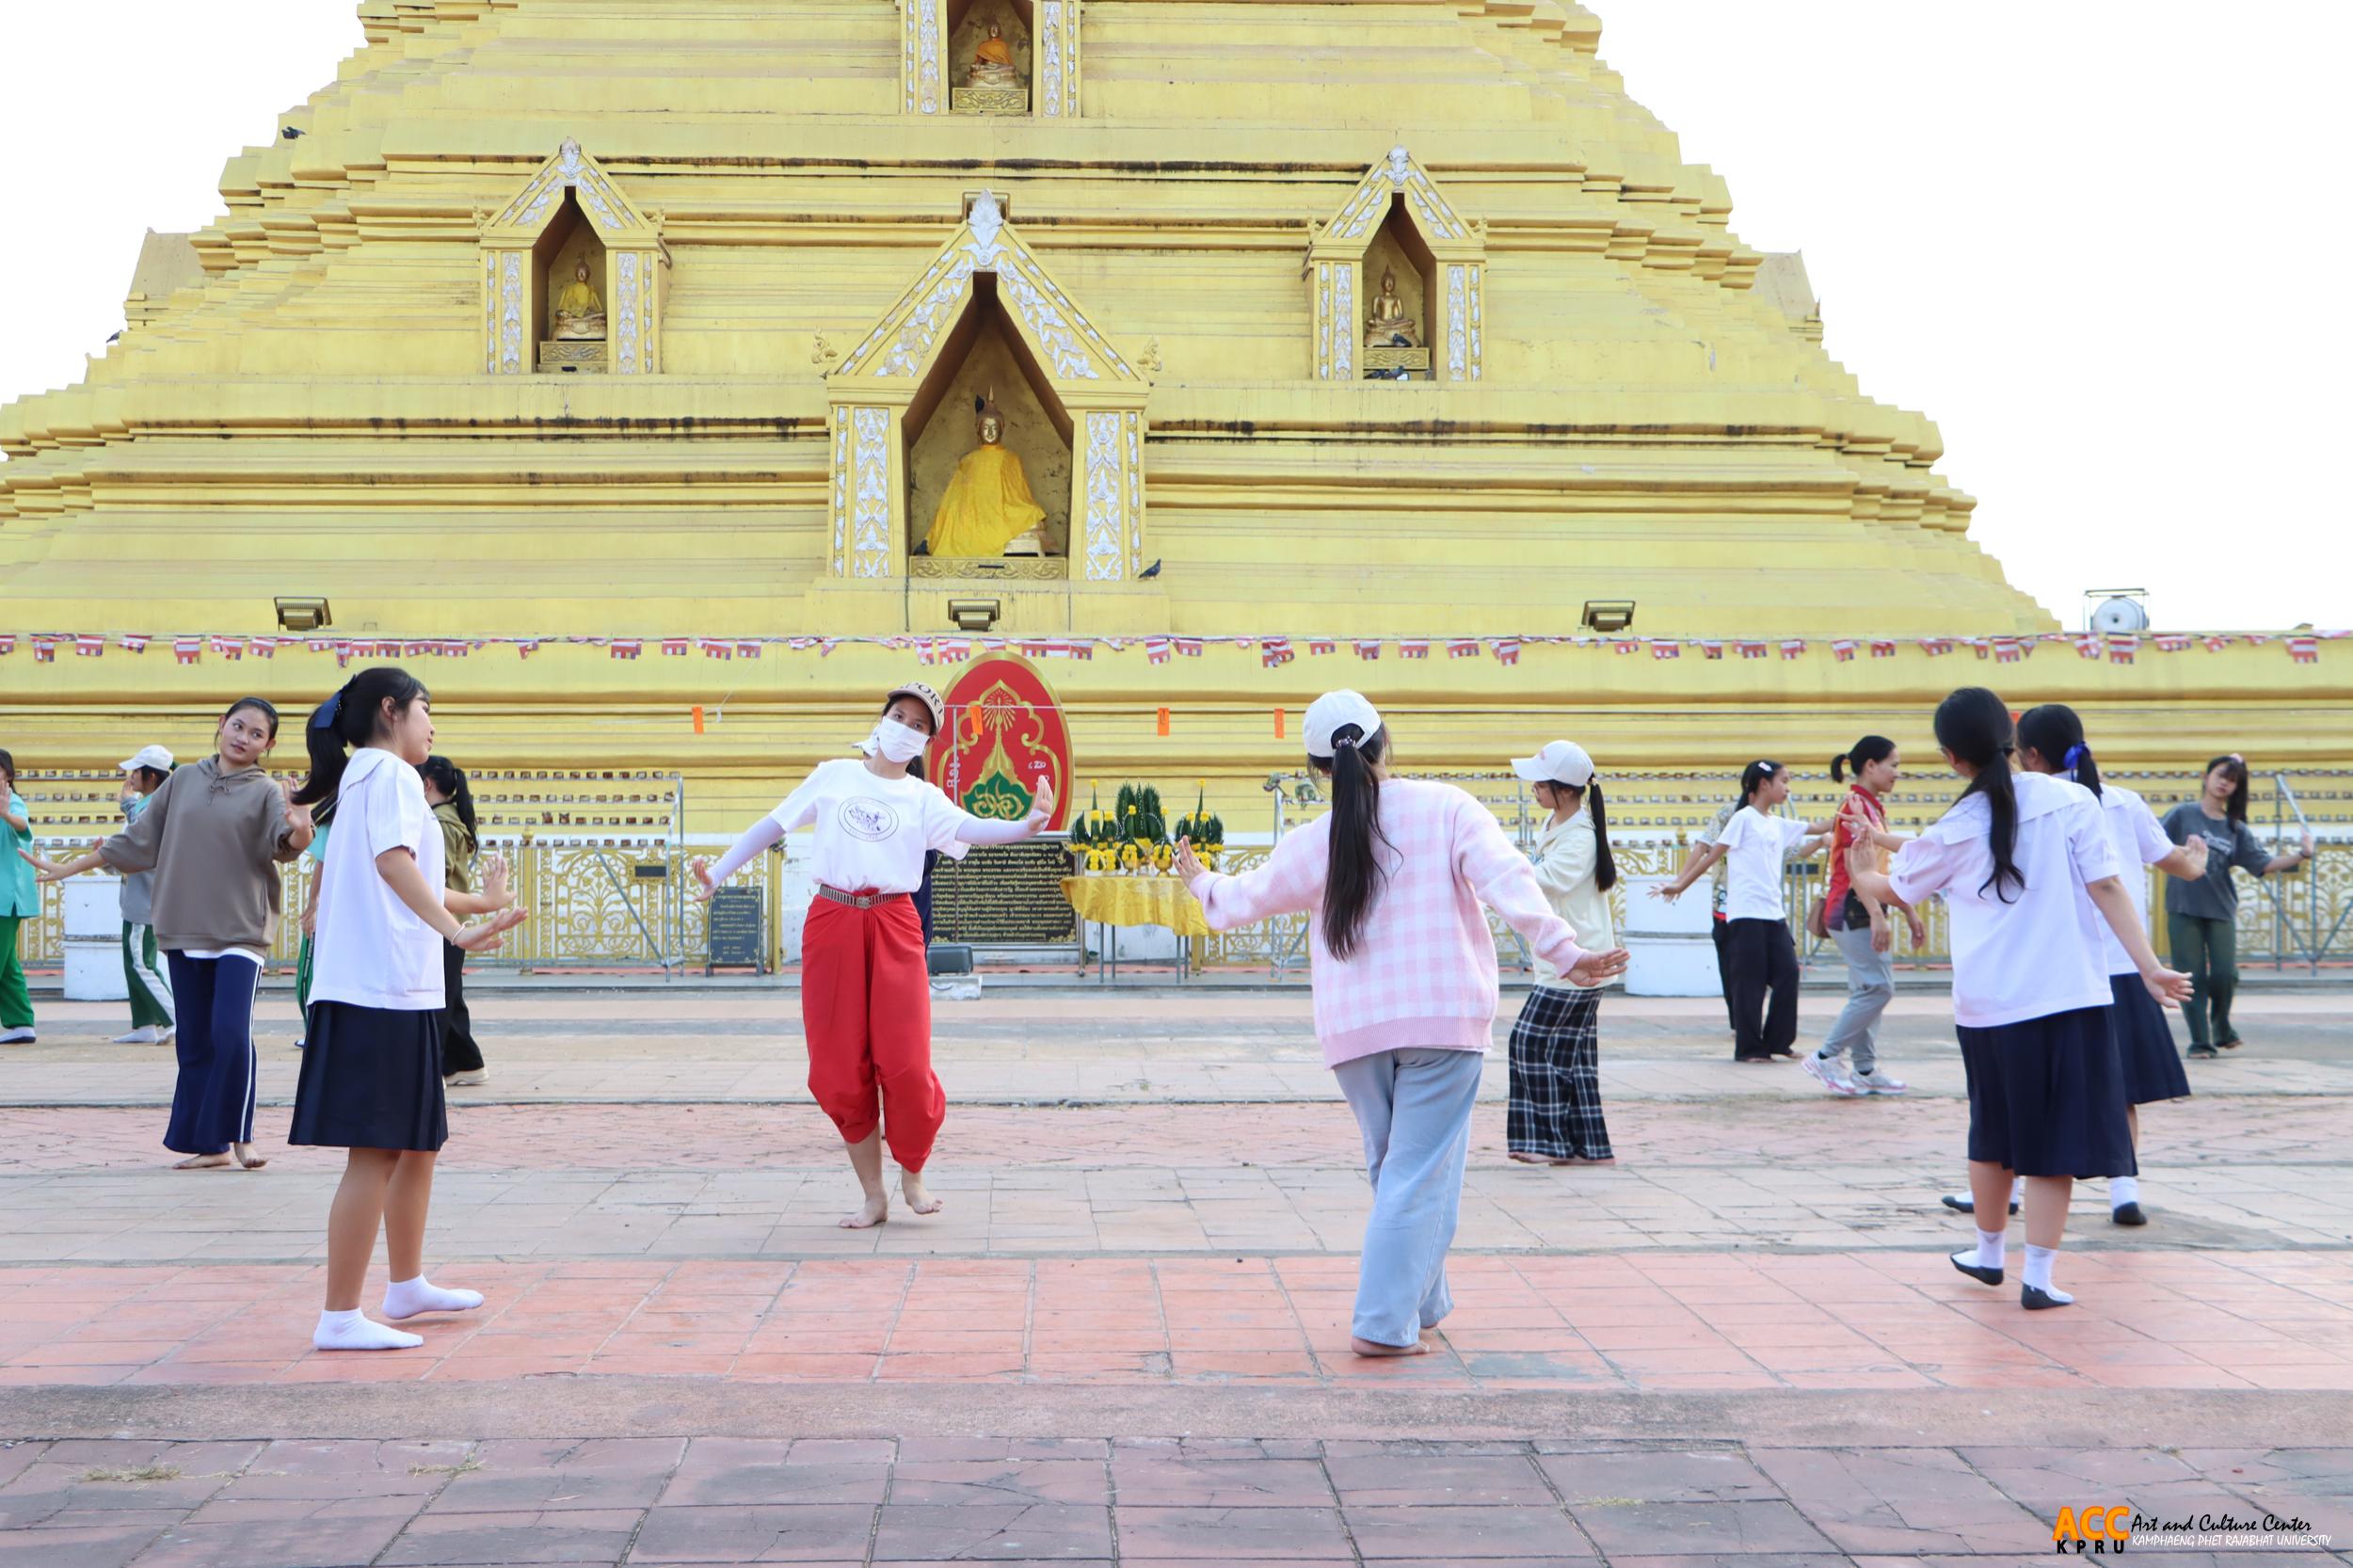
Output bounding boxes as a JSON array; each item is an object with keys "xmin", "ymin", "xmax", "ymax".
[{"xmin": 1062, "ymin": 874, "xmax": 1209, "ymax": 982}]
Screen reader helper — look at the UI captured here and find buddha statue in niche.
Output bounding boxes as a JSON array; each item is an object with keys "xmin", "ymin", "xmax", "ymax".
[
  {"xmin": 1365, "ymin": 268, "xmax": 1421, "ymax": 349},
  {"xmin": 925, "ymin": 392, "xmax": 1048, "ymax": 559},
  {"xmin": 552, "ymin": 260, "xmax": 606, "ymax": 341},
  {"xmin": 968, "ymin": 21, "xmax": 1023, "ymax": 88}
]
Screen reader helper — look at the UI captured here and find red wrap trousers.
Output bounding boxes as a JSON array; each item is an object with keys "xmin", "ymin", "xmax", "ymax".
[{"xmin": 800, "ymin": 890, "xmax": 945, "ymax": 1173}]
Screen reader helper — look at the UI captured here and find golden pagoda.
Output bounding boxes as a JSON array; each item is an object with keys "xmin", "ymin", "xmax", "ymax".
[{"xmin": 3, "ymin": 0, "xmax": 2343, "ymax": 830}]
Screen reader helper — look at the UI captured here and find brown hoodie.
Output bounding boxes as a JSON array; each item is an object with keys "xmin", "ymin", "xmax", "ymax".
[{"xmin": 100, "ymin": 758, "xmax": 301, "ymax": 952}]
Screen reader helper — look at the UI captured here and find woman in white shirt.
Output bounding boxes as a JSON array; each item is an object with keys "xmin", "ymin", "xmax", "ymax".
[
  {"xmin": 289, "ymin": 668, "xmax": 526, "ymax": 1352},
  {"xmin": 695, "ymin": 681, "xmax": 1055, "ymax": 1231},
  {"xmin": 1845, "ymin": 688, "xmax": 2189, "ymax": 1309},
  {"xmin": 1656, "ymin": 762, "xmax": 1835, "ymax": 1062},
  {"xmin": 2015, "ymin": 704, "xmax": 2207, "ymax": 1228},
  {"xmin": 1505, "ymin": 741, "xmax": 1620, "ymax": 1164}
]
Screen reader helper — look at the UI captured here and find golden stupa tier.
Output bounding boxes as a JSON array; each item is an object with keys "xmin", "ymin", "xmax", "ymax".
[{"xmin": 3, "ymin": 0, "xmax": 2344, "ymax": 807}]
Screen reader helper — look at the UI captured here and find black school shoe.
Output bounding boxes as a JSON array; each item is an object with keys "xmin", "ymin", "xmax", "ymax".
[
  {"xmin": 2111, "ymin": 1202, "xmax": 2148, "ymax": 1226},
  {"xmin": 2021, "ymin": 1284, "xmax": 2072, "ymax": 1310},
  {"xmin": 1949, "ymin": 1250, "xmax": 2004, "ymax": 1288},
  {"xmin": 1941, "ymin": 1193, "xmax": 2021, "ymax": 1216}
]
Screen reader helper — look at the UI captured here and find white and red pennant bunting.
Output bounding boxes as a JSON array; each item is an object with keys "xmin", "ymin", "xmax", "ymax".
[{"xmin": 0, "ymin": 632, "xmax": 2337, "ymax": 670}]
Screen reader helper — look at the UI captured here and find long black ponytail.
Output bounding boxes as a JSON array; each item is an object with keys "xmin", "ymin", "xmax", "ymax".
[
  {"xmin": 1320, "ymin": 723, "xmax": 1395, "ymax": 961},
  {"xmin": 1555, "ymin": 780, "xmax": 1619, "ymax": 894},
  {"xmin": 419, "ymin": 755, "xmax": 477, "ymax": 838},
  {"xmin": 1935, "ymin": 687, "xmax": 2024, "ymax": 902},
  {"xmin": 1737, "ymin": 760, "xmax": 1784, "ymax": 808},
  {"xmin": 2017, "ymin": 704, "xmax": 2101, "ymax": 800},
  {"xmin": 1831, "ymin": 734, "xmax": 1897, "ymax": 786},
  {"xmin": 293, "ymin": 666, "xmax": 430, "ymax": 809}
]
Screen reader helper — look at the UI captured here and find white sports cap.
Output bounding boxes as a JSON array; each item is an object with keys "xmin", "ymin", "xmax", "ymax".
[
  {"xmin": 1303, "ymin": 690, "xmax": 1383, "ymax": 760},
  {"xmin": 1512, "ymin": 740, "xmax": 1595, "ymax": 789},
  {"xmin": 119, "ymin": 744, "xmax": 175, "ymax": 774}
]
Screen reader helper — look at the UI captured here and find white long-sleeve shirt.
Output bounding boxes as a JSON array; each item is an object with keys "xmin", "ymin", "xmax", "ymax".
[{"xmin": 707, "ymin": 759, "xmax": 1037, "ymax": 894}]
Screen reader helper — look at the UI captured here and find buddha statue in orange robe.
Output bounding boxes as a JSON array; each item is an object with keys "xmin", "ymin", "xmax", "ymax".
[
  {"xmin": 968, "ymin": 22, "xmax": 1021, "ymax": 88},
  {"xmin": 925, "ymin": 396, "xmax": 1048, "ymax": 558}
]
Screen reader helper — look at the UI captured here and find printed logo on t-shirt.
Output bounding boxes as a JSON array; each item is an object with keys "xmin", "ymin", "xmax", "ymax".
[{"xmin": 838, "ymin": 796, "xmax": 901, "ymax": 843}]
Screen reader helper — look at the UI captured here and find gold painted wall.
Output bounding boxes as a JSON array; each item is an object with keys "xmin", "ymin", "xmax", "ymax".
[{"xmin": 3, "ymin": 0, "xmax": 2345, "ymax": 823}]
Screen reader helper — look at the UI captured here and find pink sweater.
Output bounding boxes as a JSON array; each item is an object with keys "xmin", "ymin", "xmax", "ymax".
[{"xmin": 1189, "ymin": 778, "xmax": 1593, "ymax": 1067}]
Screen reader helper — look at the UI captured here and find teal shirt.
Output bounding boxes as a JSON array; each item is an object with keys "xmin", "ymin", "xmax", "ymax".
[{"xmin": 4, "ymin": 792, "xmax": 34, "ymax": 919}]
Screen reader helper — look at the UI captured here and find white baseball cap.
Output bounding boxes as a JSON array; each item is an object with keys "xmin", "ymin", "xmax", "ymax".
[
  {"xmin": 119, "ymin": 744, "xmax": 175, "ymax": 774},
  {"xmin": 1511, "ymin": 740, "xmax": 1595, "ymax": 789},
  {"xmin": 1303, "ymin": 691, "xmax": 1383, "ymax": 760}
]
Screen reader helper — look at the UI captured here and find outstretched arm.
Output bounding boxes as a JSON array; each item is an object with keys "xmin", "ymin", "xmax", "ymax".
[
  {"xmin": 25, "ymin": 847, "xmax": 108, "ymax": 883},
  {"xmin": 1184, "ymin": 824, "xmax": 1324, "ymax": 932},
  {"xmin": 692, "ymin": 817, "xmax": 786, "ymax": 901},
  {"xmin": 1656, "ymin": 840, "xmax": 1726, "ymax": 901},
  {"xmin": 955, "ymin": 774, "xmax": 1057, "ymax": 846},
  {"xmin": 1459, "ymin": 805, "xmax": 1625, "ymax": 983},
  {"xmin": 2085, "ymin": 874, "xmax": 2192, "ymax": 1006}
]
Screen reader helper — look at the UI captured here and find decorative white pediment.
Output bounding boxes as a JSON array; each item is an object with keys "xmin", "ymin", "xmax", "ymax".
[
  {"xmin": 835, "ymin": 192, "xmax": 1142, "ymax": 387},
  {"xmin": 1307, "ymin": 147, "xmax": 1486, "ymax": 383},
  {"xmin": 483, "ymin": 138, "xmax": 662, "ymax": 246}
]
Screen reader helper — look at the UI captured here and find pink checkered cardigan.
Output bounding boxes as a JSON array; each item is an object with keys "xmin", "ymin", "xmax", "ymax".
[{"xmin": 1188, "ymin": 778, "xmax": 1594, "ymax": 1067}]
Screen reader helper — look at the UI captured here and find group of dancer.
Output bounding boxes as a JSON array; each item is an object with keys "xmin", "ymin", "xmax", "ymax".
[
  {"xmin": 0, "ymin": 671, "xmax": 2318, "ymax": 1352},
  {"xmin": 16, "ymin": 674, "xmax": 525, "ymax": 1350}
]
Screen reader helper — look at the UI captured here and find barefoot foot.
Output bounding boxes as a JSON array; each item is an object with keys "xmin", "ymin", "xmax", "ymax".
[
  {"xmin": 1351, "ymin": 1335, "xmax": 1431, "ymax": 1358},
  {"xmin": 233, "ymin": 1143, "xmax": 269, "ymax": 1170},
  {"xmin": 900, "ymin": 1174, "xmax": 944, "ymax": 1216},
  {"xmin": 838, "ymin": 1194, "xmax": 889, "ymax": 1230},
  {"xmin": 173, "ymin": 1153, "xmax": 234, "ymax": 1171}
]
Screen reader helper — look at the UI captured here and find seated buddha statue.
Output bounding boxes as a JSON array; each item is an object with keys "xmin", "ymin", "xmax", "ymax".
[
  {"xmin": 552, "ymin": 260, "xmax": 606, "ymax": 341},
  {"xmin": 968, "ymin": 22, "xmax": 1023, "ymax": 88},
  {"xmin": 925, "ymin": 394, "xmax": 1048, "ymax": 559},
  {"xmin": 1364, "ymin": 268, "xmax": 1422, "ymax": 349}
]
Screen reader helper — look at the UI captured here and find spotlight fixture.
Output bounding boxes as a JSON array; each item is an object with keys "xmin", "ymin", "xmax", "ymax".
[
  {"xmin": 1580, "ymin": 600, "xmax": 1636, "ymax": 634},
  {"xmin": 274, "ymin": 596, "xmax": 332, "ymax": 632},
  {"xmin": 948, "ymin": 598, "xmax": 1002, "ymax": 632}
]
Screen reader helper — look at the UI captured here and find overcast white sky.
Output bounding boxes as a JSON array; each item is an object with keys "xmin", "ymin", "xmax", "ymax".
[{"xmin": 3, "ymin": 2, "xmax": 2345, "ymax": 632}]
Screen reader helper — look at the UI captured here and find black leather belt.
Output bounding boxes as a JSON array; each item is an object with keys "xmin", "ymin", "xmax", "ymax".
[{"xmin": 817, "ymin": 885, "xmax": 903, "ymax": 910}]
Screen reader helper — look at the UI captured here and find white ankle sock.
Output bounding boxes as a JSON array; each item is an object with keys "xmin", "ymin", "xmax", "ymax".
[
  {"xmin": 383, "ymin": 1276, "xmax": 485, "ymax": 1320},
  {"xmin": 2110, "ymin": 1176, "xmax": 2140, "ymax": 1207},
  {"xmin": 2022, "ymin": 1243, "xmax": 2073, "ymax": 1303},
  {"xmin": 314, "ymin": 1308, "xmax": 423, "ymax": 1352},
  {"xmin": 1973, "ymin": 1228, "xmax": 2006, "ymax": 1270}
]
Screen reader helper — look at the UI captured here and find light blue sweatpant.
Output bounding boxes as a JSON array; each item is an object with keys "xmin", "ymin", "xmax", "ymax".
[{"xmin": 1332, "ymin": 1046, "xmax": 1486, "ymax": 1349}]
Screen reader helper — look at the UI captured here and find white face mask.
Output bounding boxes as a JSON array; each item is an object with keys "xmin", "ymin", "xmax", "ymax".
[{"xmin": 861, "ymin": 716, "xmax": 932, "ymax": 765}]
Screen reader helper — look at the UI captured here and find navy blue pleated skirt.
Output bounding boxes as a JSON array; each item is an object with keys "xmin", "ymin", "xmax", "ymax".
[
  {"xmin": 1954, "ymin": 1004, "xmax": 2135, "ymax": 1179},
  {"xmin": 2108, "ymin": 973, "xmax": 2192, "ymax": 1106},
  {"xmin": 289, "ymin": 1001, "xmax": 447, "ymax": 1153}
]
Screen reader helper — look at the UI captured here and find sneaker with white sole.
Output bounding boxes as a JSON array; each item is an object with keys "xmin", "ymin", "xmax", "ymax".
[
  {"xmin": 113, "ymin": 1027, "xmax": 160, "ymax": 1046},
  {"xmin": 0, "ymin": 1028, "xmax": 34, "ymax": 1045},
  {"xmin": 444, "ymin": 1069, "xmax": 488, "ymax": 1087},
  {"xmin": 1802, "ymin": 1050, "xmax": 1864, "ymax": 1096},
  {"xmin": 1852, "ymin": 1067, "xmax": 1909, "ymax": 1096}
]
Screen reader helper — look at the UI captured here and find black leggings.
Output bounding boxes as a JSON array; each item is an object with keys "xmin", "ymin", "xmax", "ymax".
[
  {"xmin": 1724, "ymin": 918, "xmax": 1800, "ymax": 1061},
  {"xmin": 440, "ymin": 941, "xmax": 484, "ymax": 1075}
]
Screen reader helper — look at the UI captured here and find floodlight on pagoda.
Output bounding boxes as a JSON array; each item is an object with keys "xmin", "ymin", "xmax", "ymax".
[
  {"xmin": 948, "ymin": 599, "xmax": 1002, "ymax": 632},
  {"xmin": 274, "ymin": 597, "xmax": 332, "ymax": 632},
  {"xmin": 1581, "ymin": 600, "xmax": 1636, "ymax": 633}
]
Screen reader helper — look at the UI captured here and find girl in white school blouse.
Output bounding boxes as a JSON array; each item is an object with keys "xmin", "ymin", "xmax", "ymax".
[
  {"xmin": 1843, "ymin": 688, "xmax": 2189, "ymax": 1310},
  {"xmin": 290, "ymin": 668, "xmax": 526, "ymax": 1352},
  {"xmin": 1654, "ymin": 761, "xmax": 1836, "ymax": 1063}
]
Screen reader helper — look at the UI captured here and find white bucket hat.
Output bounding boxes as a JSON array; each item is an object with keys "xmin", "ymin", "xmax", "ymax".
[
  {"xmin": 1511, "ymin": 740, "xmax": 1595, "ymax": 789},
  {"xmin": 1303, "ymin": 691, "xmax": 1383, "ymax": 760}
]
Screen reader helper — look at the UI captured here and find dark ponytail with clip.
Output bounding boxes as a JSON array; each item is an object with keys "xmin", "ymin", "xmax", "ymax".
[
  {"xmin": 1935, "ymin": 687, "xmax": 2025, "ymax": 902},
  {"xmin": 2017, "ymin": 704, "xmax": 2101, "ymax": 800},
  {"xmin": 293, "ymin": 666, "xmax": 430, "ymax": 809},
  {"xmin": 418, "ymin": 755, "xmax": 477, "ymax": 839},
  {"xmin": 1319, "ymin": 722, "xmax": 1395, "ymax": 962}
]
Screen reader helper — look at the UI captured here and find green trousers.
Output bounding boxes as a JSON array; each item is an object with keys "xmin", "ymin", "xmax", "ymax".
[
  {"xmin": 2168, "ymin": 912, "xmax": 2239, "ymax": 1048},
  {"xmin": 0, "ymin": 916, "xmax": 31, "ymax": 1031},
  {"xmin": 122, "ymin": 922, "xmax": 175, "ymax": 1030}
]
